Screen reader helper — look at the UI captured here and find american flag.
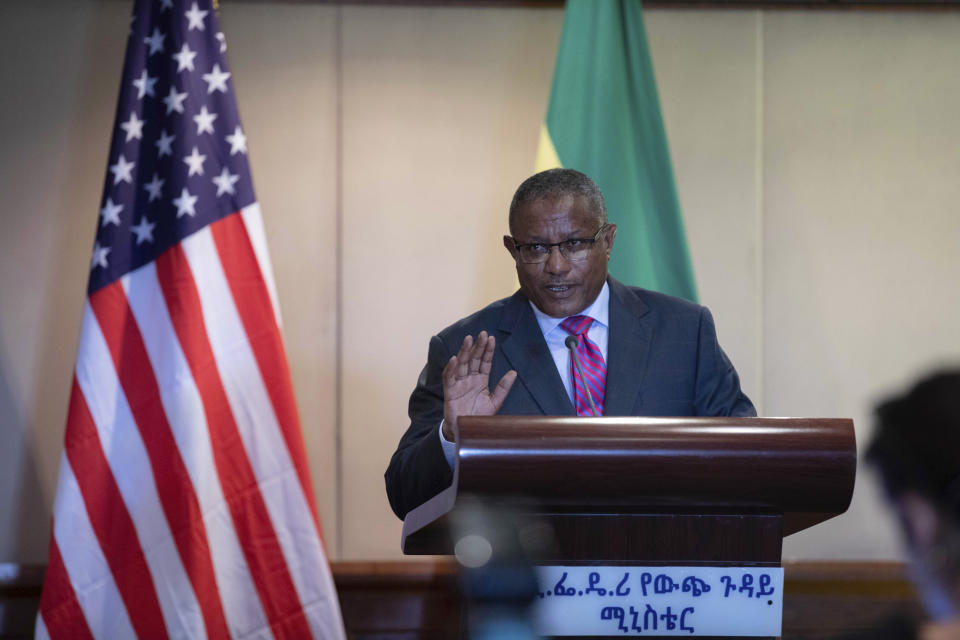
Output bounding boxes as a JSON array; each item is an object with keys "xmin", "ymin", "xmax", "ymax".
[{"xmin": 36, "ymin": 1, "xmax": 345, "ymax": 638}]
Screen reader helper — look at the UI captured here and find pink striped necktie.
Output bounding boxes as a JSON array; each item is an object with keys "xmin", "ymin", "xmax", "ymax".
[{"xmin": 559, "ymin": 315, "xmax": 606, "ymax": 416}]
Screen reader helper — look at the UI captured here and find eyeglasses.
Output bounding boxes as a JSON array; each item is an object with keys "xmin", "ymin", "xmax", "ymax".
[{"xmin": 510, "ymin": 224, "xmax": 608, "ymax": 264}]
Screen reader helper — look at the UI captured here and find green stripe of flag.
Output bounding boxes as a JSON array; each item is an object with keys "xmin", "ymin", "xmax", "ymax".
[{"xmin": 537, "ymin": 0, "xmax": 697, "ymax": 302}]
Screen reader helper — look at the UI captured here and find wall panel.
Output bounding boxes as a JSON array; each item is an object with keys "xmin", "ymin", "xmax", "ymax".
[
  {"xmin": 339, "ymin": 5, "xmax": 562, "ymax": 559},
  {"xmin": 763, "ymin": 10, "xmax": 960, "ymax": 559},
  {"xmin": 646, "ymin": 9, "xmax": 762, "ymax": 409},
  {"xmin": 0, "ymin": 1, "xmax": 128, "ymax": 563}
]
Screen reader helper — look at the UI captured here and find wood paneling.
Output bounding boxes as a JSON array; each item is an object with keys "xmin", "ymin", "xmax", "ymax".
[{"xmin": 0, "ymin": 561, "xmax": 923, "ymax": 639}]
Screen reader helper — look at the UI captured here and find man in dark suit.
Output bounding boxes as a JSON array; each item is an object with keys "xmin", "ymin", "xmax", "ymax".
[{"xmin": 385, "ymin": 169, "xmax": 755, "ymax": 520}]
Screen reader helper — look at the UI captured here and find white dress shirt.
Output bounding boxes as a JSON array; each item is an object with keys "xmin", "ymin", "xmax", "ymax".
[{"xmin": 439, "ymin": 282, "xmax": 610, "ymax": 468}]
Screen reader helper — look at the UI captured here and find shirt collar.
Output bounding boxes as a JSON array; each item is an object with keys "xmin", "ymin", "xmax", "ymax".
[{"xmin": 530, "ymin": 281, "xmax": 610, "ymax": 336}]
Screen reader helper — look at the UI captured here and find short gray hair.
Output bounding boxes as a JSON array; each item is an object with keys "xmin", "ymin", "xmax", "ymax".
[{"xmin": 508, "ymin": 168, "xmax": 607, "ymax": 234}]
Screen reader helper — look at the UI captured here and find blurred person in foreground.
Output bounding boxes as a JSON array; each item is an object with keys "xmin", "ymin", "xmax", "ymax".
[{"xmin": 866, "ymin": 371, "xmax": 960, "ymax": 640}]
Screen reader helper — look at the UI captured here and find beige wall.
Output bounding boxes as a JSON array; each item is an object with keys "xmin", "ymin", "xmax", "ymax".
[{"xmin": 3, "ymin": 1, "xmax": 959, "ymax": 564}]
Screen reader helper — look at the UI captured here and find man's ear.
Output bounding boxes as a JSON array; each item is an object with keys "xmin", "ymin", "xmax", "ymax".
[
  {"xmin": 503, "ymin": 235, "xmax": 518, "ymax": 259},
  {"xmin": 604, "ymin": 223, "xmax": 617, "ymax": 258}
]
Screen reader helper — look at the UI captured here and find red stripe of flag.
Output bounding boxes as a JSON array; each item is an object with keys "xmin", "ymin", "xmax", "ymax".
[
  {"xmin": 63, "ymin": 377, "xmax": 169, "ymax": 639},
  {"xmin": 209, "ymin": 212, "xmax": 324, "ymax": 538},
  {"xmin": 154, "ymin": 244, "xmax": 313, "ymax": 639},
  {"xmin": 89, "ymin": 282, "xmax": 231, "ymax": 639},
  {"xmin": 37, "ymin": 532, "xmax": 95, "ymax": 640}
]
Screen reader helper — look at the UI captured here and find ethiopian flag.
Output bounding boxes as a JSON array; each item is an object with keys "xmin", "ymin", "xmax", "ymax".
[{"xmin": 536, "ymin": 0, "xmax": 698, "ymax": 302}]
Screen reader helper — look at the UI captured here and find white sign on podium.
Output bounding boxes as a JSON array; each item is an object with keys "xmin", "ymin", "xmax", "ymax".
[{"xmin": 531, "ymin": 565, "xmax": 784, "ymax": 636}]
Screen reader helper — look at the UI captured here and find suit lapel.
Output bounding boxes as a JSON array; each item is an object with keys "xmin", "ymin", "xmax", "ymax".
[
  {"xmin": 498, "ymin": 292, "xmax": 575, "ymax": 416},
  {"xmin": 604, "ymin": 278, "xmax": 652, "ymax": 416}
]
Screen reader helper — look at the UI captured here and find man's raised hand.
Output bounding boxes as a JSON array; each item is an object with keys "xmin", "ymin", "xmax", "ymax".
[{"xmin": 441, "ymin": 331, "xmax": 517, "ymax": 440}]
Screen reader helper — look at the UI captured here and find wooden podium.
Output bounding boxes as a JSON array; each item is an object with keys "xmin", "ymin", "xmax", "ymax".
[{"xmin": 401, "ymin": 417, "xmax": 856, "ymax": 567}]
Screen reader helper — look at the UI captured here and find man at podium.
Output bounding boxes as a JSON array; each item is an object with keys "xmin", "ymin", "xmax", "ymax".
[{"xmin": 386, "ymin": 169, "xmax": 755, "ymax": 520}]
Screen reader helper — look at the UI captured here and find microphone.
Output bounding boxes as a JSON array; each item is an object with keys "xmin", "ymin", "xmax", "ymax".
[{"xmin": 565, "ymin": 335, "xmax": 600, "ymax": 417}]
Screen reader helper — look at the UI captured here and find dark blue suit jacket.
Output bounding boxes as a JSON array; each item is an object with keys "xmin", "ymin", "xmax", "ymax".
[{"xmin": 385, "ymin": 277, "xmax": 755, "ymax": 519}]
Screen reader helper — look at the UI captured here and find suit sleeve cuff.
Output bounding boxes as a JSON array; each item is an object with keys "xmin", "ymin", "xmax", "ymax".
[{"xmin": 438, "ymin": 420, "xmax": 456, "ymax": 470}]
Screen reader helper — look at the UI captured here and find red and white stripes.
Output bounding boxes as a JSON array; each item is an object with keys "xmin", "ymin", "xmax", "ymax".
[{"xmin": 38, "ymin": 204, "xmax": 344, "ymax": 640}]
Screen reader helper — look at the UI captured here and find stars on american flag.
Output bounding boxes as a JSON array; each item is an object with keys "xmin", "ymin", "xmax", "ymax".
[
  {"xmin": 120, "ymin": 111, "xmax": 145, "ymax": 142},
  {"xmin": 144, "ymin": 28, "xmax": 165, "ymax": 56},
  {"xmin": 163, "ymin": 86, "xmax": 187, "ymax": 114},
  {"xmin": 193, "ymin": 105, "xmax": 217, "ymax": 134},
  {"xmin": 184, "ymin": 146, "xmax": 206, "ymax": 176},
  {"xmin": 90, "ymin": 0, "xmax": 254, "ymax": 290},
  {"xmin": 173, "ymin": 187, "xmax": 198, "ymax": 218},
  {"xmin": 185, "ymin": 2, "xmax": 208, "ymax": 31},
  {"xmin": 110, "ymin": 155, "xmax": 136, "ymax": 184},
  {"xmin": 173, "ymin": 43, "xmax": 197, "ymax": 72},
  {"xmin": 143, "ymin": 173, "xmax": 165, "ymax": 201},
  {"xmin": 202, "ymin": 64, "xmax": 230, "ymax": 94},
  {"xmin": 91, "ymin": 241, "xmax": 111, "ymax": 270},
  {"xmin": 133, "ymin": 69, "xmax": 158, "ymax": 99},
  {"xmin": 155, "ymin": 130, "xmax": 175, "ymax": 156},
  {"xmin": 130, "ymin": 215, "xmax": 156, "ymax": 244},
  {"xmin": 225, "ymin": 126, "xmax": 246, "ymax": 155},
  {"xmin": 101, "ymin": 198, "xmax": 123, "ymax": 227},
  {"xmin": 212, "ymin": 167, "xmax": 239, "ymax": 197}
]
